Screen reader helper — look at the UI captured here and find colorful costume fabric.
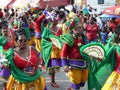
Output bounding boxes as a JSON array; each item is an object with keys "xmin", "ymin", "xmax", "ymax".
[
  {"xmin": 48, "ymin": 45, "xmax": 61, "ymax": 68},
  {"xmin": 101, "ymin": 45, "xmax": 120, "ymax": 90},
  {"xmin": 80, "ymin": 42, "xmax": 107, "ymax": 90},
  {"xmin": 41, "ymin": 27, "xmax": 62, "ymax": 68},
  {"xmin": 60, "ymin": 34, "xmax": 88, "ymax": 90},
  {"xmin": 31, "ymin": 14, "xmax": 45, "ymax": 52},
  {"xmin": 0, "ymin": 36, "xmax": 12, "ymax": 78},
  {"xmin": 79, "ymin": 33, "xmax": 120, "ymax": 90},
  {"xmin": 6, "ymin": 47, "xmax": 47, "ymax": 90}
]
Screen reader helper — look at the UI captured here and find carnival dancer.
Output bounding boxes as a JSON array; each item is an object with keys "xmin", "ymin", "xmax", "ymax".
[
  {"xmin": 101, "ymin": 24, "xmax": 120, "ymax": 90},
  {"xmin": 29, "ymin": 9, "xmax": 47, "ymax": 70},
  {"xmin": 0, "ymin": 20, "xmax": 14, "ymax": 90},
  {"xmin": 30, "ymin": 8, "xmax": 49, "ymax": 51},
  {"xmin": 80, "ymin": 24, "xmax": 120, "ymax": 90},
  {"xmin": 6, "ymin": 29, "xmax": 47, "ymax": 90},
  {"xmin": 60, "ymin": 23, "xmax": 88, "ymax": 90},
  {"xmin": 41, "ymin": 21, "xmax": 62, "ymax": 88}
]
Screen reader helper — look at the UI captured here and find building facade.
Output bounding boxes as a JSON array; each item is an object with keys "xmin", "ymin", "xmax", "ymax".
[
  {"xmin": 74, "ymin": 0, "xmax": 117, "ymax": 13},
  {"xmin": 87, "ymin": 0, "xmax": 116, "ymax": 12}
]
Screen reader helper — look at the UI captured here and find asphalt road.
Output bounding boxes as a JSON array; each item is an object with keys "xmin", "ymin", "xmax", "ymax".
[
  {"xmin": 0, "ymin": 70, "xmax": 87, "ymax": 90},
  {"xmin": 43, "ymin": 69, "xmax": 87, "ymax": 90}
]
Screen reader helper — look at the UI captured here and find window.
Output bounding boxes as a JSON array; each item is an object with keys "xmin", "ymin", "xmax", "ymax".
[{"xmin": 98, "ymin": 0, "xmax": 104, "ymax": 4}]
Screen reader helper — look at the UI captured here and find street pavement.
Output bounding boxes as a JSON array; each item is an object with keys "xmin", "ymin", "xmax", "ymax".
[
  {"xmin": 43, "ymin": 69, "xmax": 87, "ymax": 90},
  {"xmin": 0, "ymin": 69, "xmax": 87, "ymax": 90}
]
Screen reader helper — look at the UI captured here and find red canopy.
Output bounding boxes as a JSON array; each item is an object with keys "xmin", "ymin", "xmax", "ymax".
[
  {"xmin": 39, "ymin": 0, "xmax": 71, "ymax": 8},
  {"xmin": 5, "ymin": 0, "xmax": 16, "ymax": 9},
  {"xmin": 103, "ymin": 5, "xmax": 120, "ymax": 15}
]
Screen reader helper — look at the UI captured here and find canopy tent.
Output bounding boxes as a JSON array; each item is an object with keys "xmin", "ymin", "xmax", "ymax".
[
  {"xmin": 11, "ymin": 0, "xmax": 40, "ymax": 8},
  {"xmin": 0, "ymin": 0, "xmax": 40, "ymax": 9},
  {"xmin": 99, "ymin": 14, "xmax": 120, "ymax": 18},
  {"xmin": 103, "ymin": 5, "xmax": 120, "ymax": 15},
  {"xmin": 0, "ymin": 0, "xmax": 71, "ymax": 9}
]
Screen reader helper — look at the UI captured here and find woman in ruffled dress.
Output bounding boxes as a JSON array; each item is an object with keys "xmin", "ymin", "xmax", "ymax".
[
  {"xmin": 0, "ymin": 20, "xmax": 14, "ymax": 90},
  {"xmin": 6, "ymin": 29, "xmax": 47, "ymax": 90}
]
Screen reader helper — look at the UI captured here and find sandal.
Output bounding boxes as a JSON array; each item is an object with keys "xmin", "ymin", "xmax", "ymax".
[{"xmin": 50, "ymin": 82, "xmax": 59, "ymax": 88}]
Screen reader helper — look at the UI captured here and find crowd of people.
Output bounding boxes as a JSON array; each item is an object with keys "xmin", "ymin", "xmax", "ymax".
[{"xmin": 0, "ymin": 4, "xmax": 120, "ymax": 90}]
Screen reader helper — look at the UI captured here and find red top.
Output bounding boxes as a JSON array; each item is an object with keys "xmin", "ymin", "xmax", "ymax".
[
  {"xmin": 14, "ymin": 48, "xmax": 38, "ymax": 71},
  {"xmin": 3, "ymin": 41, "xmax": 13, "ymax": 50},
  {"xmin": 86, "ymin": 24, "xmax": 99, "ymax": 41},
  {"xmin": 55, "ymin": 28, "xmax": 62, "ymax": 37},
  {"xmin": 61, "ymin": 37, "xmax": 83, "ymax": 60},
  {"xmin": 115, "ymin": 51, "xmax": 120, "ymax": 73},
  {"xmin": 32, "ymin": 14, "xmax": 45, "ymax": 33}
]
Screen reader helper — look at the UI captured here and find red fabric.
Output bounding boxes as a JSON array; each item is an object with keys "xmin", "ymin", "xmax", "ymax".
[
  {"xmin": 32, "ymin": 14, "xmax": 45, "ymax": 32},
  {"xmin": 14, "ymin": 48, "xmax": 38, "ymax": 70},
  {"xmin": 0, "ymin": 11, "xmax": 3, "ymax": 18},
  {"xmin": 115, "ymin": 19, "xmax": 120, "ymax": 26},
  {"xmin": 3, "ymin": 41, "xmax": 13, "ymax": 50},
  {"xmin": 109, "ymin": 22, "xmax": 117, "ymax": 32},
  {"xmin": 29, "ymin": 22, "xmax": 34, "ymax": 29},
  {"xmin": 5, "ymin": 0, "xmax": 16, "ymax": 9},
  {"xmin": 115, "ymin": 51, "xmax": 120, "ymax": 73},
  {"xmin": 103, "ymin": 5, "xmax": 120, "ymax": 15},
  {"xmin": 55, "ymin": 28, "xmax": 62, "ymax": 37},
  {"xmin": 86, "ymin": 24, "xmax": 99, "ymax": 41},
  {"xmin": 61, "ymin": 38, "xmax": 83, "ymax": 59}
]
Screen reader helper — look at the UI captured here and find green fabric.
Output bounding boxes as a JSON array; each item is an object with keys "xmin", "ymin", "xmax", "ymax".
[
  {"xmin": 6, "ymin": 48, "xmax": 42, "ymax": 83},
  {"xmin": 0, "ymin": 36, "xmax": 7, "ymax": 46},
  {"xmin": 41, "ymin": 39, "xmax": 52, "ymax": 67},
  {"xmin": 33, "ymin": 10, "xmax": 39, "ymax": 14},
  {"xmin": 65, "ymin": 21, "xmax": 70, "ymax": 27},
  {"xmin": 74, "ymin": 17, "xmax": 80, "ymax": 24},
  {"xmin": 14, "ymin": 20, "xmax": 21, "ymax": 28},
  {"xmin": 0, "ymin": 46, "xmax": 8, "ymax": 71},
  {"xmin": 49, "ymin": 35, "xmax": 62, "ymax": 49},
  {"xmin": 23, "ymin": 28, "xmax": 31, "ymax": 40},
  {"xmin": 47, "ymin": 22, "xmax": 52, "ymax": 28},
  {"xmin": 42, "ymin": 27, "xmax": 53, "ymax": 39},
  {"xmin": 41, "ymin": 27, "xmax": 53, "ymax": 67},
  {"xmin": 41, "ymin": 27, "xmax": 62, "ymax": 67},
  {"xmin": 80, "ymin": 42, "xmax": 106, "ymax": 60},
  {"xmin": 80, "ymin": 42, "xmax": 115, "ymax": 90},
  {"xmin": 60, "ymin": 34, "xmax": 74, "ymax": 47},
  {"xmin": 41, "ymin": 23, "xmax": 45, "ymax": 32}
]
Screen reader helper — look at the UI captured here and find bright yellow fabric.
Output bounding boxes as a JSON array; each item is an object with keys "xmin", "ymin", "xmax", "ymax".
[
  {"xmin": 6, "ymin": 75, "xmax": 46, "ymax": 90},
  {"xmin": 62, "ymin": 24, "xmax": 69, "ymax": 34},
  {"xmin": 28, "ymin": 37, "xmax": 35, "ymax": 46},
  {"xmin": 68, "ymin": 68, "xmax": 88, "ymax": 84},
  {"xmin": 34, "ymin": 38, "xmax": 41, "ymax": 52},
  {"xmin": 102, "ymin": 71, "xmax": 120, "ymax": 90},
  {"xmin": 51, "ymin": 45, "xmax": 61, "ymax": 59}
]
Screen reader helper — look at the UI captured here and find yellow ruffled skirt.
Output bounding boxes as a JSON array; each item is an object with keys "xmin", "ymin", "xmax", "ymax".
[
  {"xmin": 102, "ymin": 71, "xmax": 120, "ymax": 90},
  {"xmin": 6, "ymin": 75, "xmax": 46, "ymax": 90},
  {"xmin": 67, "ymin": 68, "xmax": 88, "ymax": 84}
]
